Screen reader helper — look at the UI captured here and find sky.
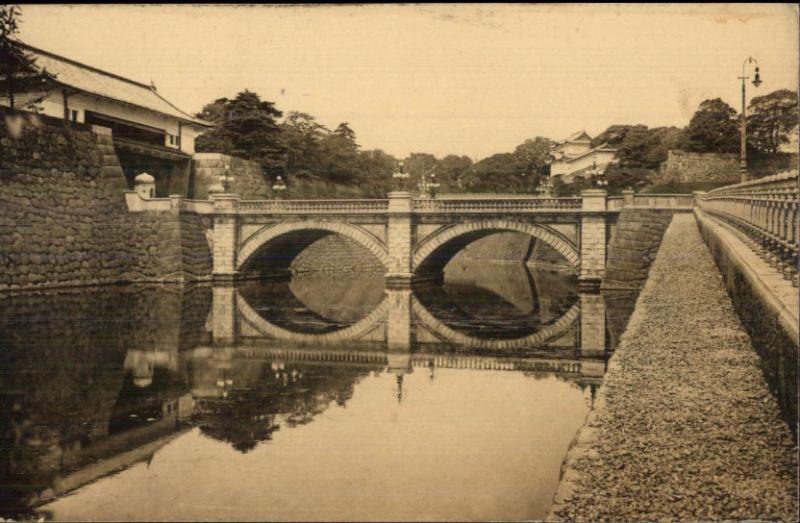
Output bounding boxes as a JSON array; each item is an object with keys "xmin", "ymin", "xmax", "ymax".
[{"xmin": 16, "ymin": 3, "xmax": 800, "ymax": 160}]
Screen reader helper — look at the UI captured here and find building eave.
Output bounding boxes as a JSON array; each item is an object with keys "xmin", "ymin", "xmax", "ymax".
[{"xmin": 16, "ymin": 40, "xmax": 213, "ymax": 128}]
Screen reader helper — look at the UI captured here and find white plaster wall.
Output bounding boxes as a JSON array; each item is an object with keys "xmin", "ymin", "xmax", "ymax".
[{"xmin": 4, "ymin": 91, "xmax": 201, "ymax": 154}]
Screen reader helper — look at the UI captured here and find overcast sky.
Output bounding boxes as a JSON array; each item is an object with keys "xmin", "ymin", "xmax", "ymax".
[{"xmin": 16, "ymin": 4, "xmax": 799, "ymax": 159}]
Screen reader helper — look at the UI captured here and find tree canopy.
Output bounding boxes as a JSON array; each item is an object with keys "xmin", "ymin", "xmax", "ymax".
[
  {"xmin": 192, "ymin": 86, "xmax": 796, "ymax": 198},
  {"xmin": 684, "ymin": 98, "xmax": 739, "ymax": 153},
  {"xmin": 195, "ymin": 90, "xmax": 286, "ymax": 173},
  {"xmin": 747, "ymin": 89, "xmax": 798, "ymax": 154}
]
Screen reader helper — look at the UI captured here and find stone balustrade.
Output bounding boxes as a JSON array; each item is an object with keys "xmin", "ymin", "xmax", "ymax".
[
  {"xmin": 412, "ymin": 197, "xmax": 583, "ymax": 213},
  {"xmin": 128, "ymin": 192, "xmax": 695, "ymax": 216},
  {"xmin": 632, "ymin": 193, "xmax": 694, "ymax": 209},
  {"xmin": 696, "ymin": 170, "xmax": 799, "ymax": 286},
  {"xmin": 237, "ymin": 199, "xmax": 390, "ymax": 214}
]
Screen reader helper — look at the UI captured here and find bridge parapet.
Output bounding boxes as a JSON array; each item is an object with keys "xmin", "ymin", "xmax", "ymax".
[
  {"xmin": 696, "ymin": 170, "xmax": 798, "ymax": 285},
  {"xmin": 237, "ymin": 198, "xmax": 390, "ymax": 214},
  {"xmin": 413, "ymin": 197, "xmax": 582, "ymax": 213}
]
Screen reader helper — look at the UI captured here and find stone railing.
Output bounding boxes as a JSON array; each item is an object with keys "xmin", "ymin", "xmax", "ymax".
[
  {"xmin": 607, "ymin": 196, "xmax": 624, "ymax": 211},
  {"xmin": 180, "ymin": 199, "xmax": 215, "ymax": 214},
  {"xmin": 412, "ymin": 197, "xmax": 583, "ymax": 213},
  {"xmin": 632, "ymin": 194, "xmax": 694, "ymax": 209},
  {"xmin": 696, "ymin": 170, "xmax": 798, "ymax": 285},
  {"xmin": 127, "ymin": 190, "xmax": 696, "ymax": 217},
  {"xmin": 237, "ymin": 199, "xmax": 390, "ymax": 214},
  {"xmin": 605, "ymin": 191, "xmax": 693, "ymax": 212}
]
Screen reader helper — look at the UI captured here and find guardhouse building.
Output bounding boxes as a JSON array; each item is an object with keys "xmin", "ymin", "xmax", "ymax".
[{"xmin": 3, "ymin": 42, "xmax": 212, "ymax": 196}]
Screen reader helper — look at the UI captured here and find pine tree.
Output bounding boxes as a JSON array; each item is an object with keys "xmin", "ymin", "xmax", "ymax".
[
  {"xmin": 0, "ymin": 5, "xmax": 56, "ymax": 112},
  {"xmin": 195, "ymin": 90, "xmax": 286, "ymax": 173}
]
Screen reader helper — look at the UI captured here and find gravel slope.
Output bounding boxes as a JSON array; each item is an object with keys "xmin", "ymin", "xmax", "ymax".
[{"xmin": 552, "ymin": 213, "xmax": 798, "ymax": 522}]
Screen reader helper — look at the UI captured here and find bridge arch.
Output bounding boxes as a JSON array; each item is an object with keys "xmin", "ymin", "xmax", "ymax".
[
  {"xmin": 411, "ymin": 296, "xmax": 580, "ymax": 350},
  {"xmin": 237, "ymin": 221, "xmax": 390, "ymax": 271},
  {"xmin": 412, "ymin": 220, "xmax": 579, "ymax": 274},
  {"xmin": 237, "ymin": 291, "xmax": 390, "ymax": 344}
]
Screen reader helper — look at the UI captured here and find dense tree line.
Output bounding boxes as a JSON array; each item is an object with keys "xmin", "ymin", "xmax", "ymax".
[
  {"xmin": 194, "ymin": 90, "xmax": 553, "ymax": 196},
  {"xmin": 194, "ymin": 88, "xmax": 796, "ymax": 197}
]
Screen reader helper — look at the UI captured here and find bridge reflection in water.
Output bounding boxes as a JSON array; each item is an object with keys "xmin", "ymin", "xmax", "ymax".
[
  {"xmin": 218, "ymin": 266, "xmax": 608, "ymax": 360},
  {"xmin": 0, "ymin": 265, "xmax": 629, "ymax": 521}
]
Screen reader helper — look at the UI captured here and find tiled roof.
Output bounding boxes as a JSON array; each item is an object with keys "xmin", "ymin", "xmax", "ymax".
[
  {"xmin": 18, "ymin": 41, "xmax": 211, "ymax": 127},
  {"xmin": 566, "ymin": 130, "xmax": 592, "ymax": 142},
  {"xmin": 562, "ymin": 143, "xmax": 617, "ymax": 163}
]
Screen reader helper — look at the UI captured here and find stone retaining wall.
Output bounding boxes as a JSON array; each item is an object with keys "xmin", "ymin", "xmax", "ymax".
[
  {"xmin": 291, "ymin": 235, "xmax": 386, "ymax": 275},
  {"xmin": 660, "ymin": 150, "xmax": 740, "ymax": 184},
  {"xmin": 602, "ymin": 208, "xmax": 675, "ymax": 290},
  {"xmin": 191, "ymin": 153, "xmax": 269, "ymax": 199},
  {"xmin": 659, "ymin": 149, "xmax": 799, "ymax": 185},
  {"xmin": 290, "ymin": 230, "xmax": 576, "ymax": 276},
  {"xmin": 0, "ymin": 111, "xmax": 212, "ymax": 291}
]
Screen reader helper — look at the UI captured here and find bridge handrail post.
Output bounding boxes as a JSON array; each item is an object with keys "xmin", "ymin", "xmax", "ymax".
[
  {"xmin": 169, "ymin": 194, "xmax": 183, "ymax": 215},
  {"xmin": 692, "ymin": 190, "xmax": 707, "ymax": 209},
  {"xmin": 622, "ymin": 189, "xmax": 635, "ymax": 208},
  {"xmin": 581, "ymin": 189, "xmax": 607, "ymax": 212}
]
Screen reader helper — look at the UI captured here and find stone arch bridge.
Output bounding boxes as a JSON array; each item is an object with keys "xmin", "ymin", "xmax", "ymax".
[{"xmin": 177, "ymin": 190, "xmax": 620, "ymax": 288}]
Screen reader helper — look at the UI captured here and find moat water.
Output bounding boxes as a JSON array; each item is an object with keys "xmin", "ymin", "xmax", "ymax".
[{"xmin": 0, "ymin": 262, "xmax": 638, "ymax": 521}]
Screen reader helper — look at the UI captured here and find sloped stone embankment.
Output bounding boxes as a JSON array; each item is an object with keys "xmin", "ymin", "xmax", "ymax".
[{"xmin": 549, "ymin": 213, "xmax": 798, "ymax": 522}]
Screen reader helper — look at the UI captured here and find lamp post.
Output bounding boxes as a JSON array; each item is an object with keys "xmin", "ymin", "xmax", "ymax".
[
  {"xmin": 588, "ymin": 160, "xmax": 607, "ymax": 189},
  {"xmin": 272, "ymin": 175, "xmax": 287, "ymax": 199},
  {"xmin": 219, "ymin": 164, "xmax": 233, "ymax": 193},
  {"xmin": 739, "ymin": 57, "xmax": 763, "ymax": 183},
  {"xmin": 392, "ymin": 161, "xmax": 410, "ymax": 191},
  {"xmin": 428, "ymin": 172, "xmax": 440, "ymax": 198}
]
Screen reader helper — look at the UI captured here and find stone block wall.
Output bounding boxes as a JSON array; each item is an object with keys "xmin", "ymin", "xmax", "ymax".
[
  {"xmin": 0, "ymin": 111, "xmax": 211, "ymax": 291},
  {"xmin": 602, "ymin": 208, "xmax": 674, "ymax": 290},
  {"xmin": 291, "ymin": 230, "xmax": 575, "ymax": 277},
  {"xmin": 191, "ymin": 153, "xmax": 270, "ymax": 199},
  {"xmin": 659, "ymin": 150, "xmax": 740, "ymax": 184},
  {"xmin": 291, "ymin": 235, "xmax": 385, "ymax": 275},
  {"xmin": 452, "ymin": 232, "xmax": 533, "ymax": 264},
  {"xmin": 749, "ymin": 153, "xmax": 799, "ymax": 179},
  {"xmin": 445, "ymin": 232, "xmax": 574, "ymax": 271}
]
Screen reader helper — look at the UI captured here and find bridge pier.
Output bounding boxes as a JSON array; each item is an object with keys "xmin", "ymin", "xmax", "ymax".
[
  {"xmin": 212, "ymin": 284, "xmax": 238, "ymax": 344},
  {"xmin": 579, "ymin": 292, "xmax": 606, "ymax": 358},
  {"xmin": 211, "ymin": 193, "xmax": 240, "ymax": 282},
  {"xmin": 385, "ymin": 191, "xmax": 414, "ymax": 287},
  {"xmin": 579, "ymin": 189, "xmax": 607, "ymax": 291},
  {"xmin": 386, "ymin": 288, "xmax": 413, "ymax": 351}
]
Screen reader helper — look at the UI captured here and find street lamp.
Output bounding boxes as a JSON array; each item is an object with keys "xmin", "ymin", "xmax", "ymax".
[
  {"xmin": 219, "ymin": 164, "xmax": 234, "ymax": 193},
  {"xmin": 392, "ymin": 161, "xmax": 410, "ymax": 191},
  {"xmin": 739, "ymin": 57, "xmax": 763, "ymax": 182},
  {"xmin": 428, "ymin": 172, "xmax": 440, "ymax": 198},
  {"xmin": 588, "ymin": 160, "xmax": 607, "ymax": 188},
  {"xmin": 272, "ymin": 175, "xmax": 287, "ymax": 199}
]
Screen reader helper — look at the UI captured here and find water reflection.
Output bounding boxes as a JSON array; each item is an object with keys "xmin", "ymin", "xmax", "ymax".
[
  {"xmin": 230, "ymin": 266, "xmax": 601, "ymax": 357},
  {"xmin": 0, "ymin": 264, "xmax": 631, "ymax": 521}
]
